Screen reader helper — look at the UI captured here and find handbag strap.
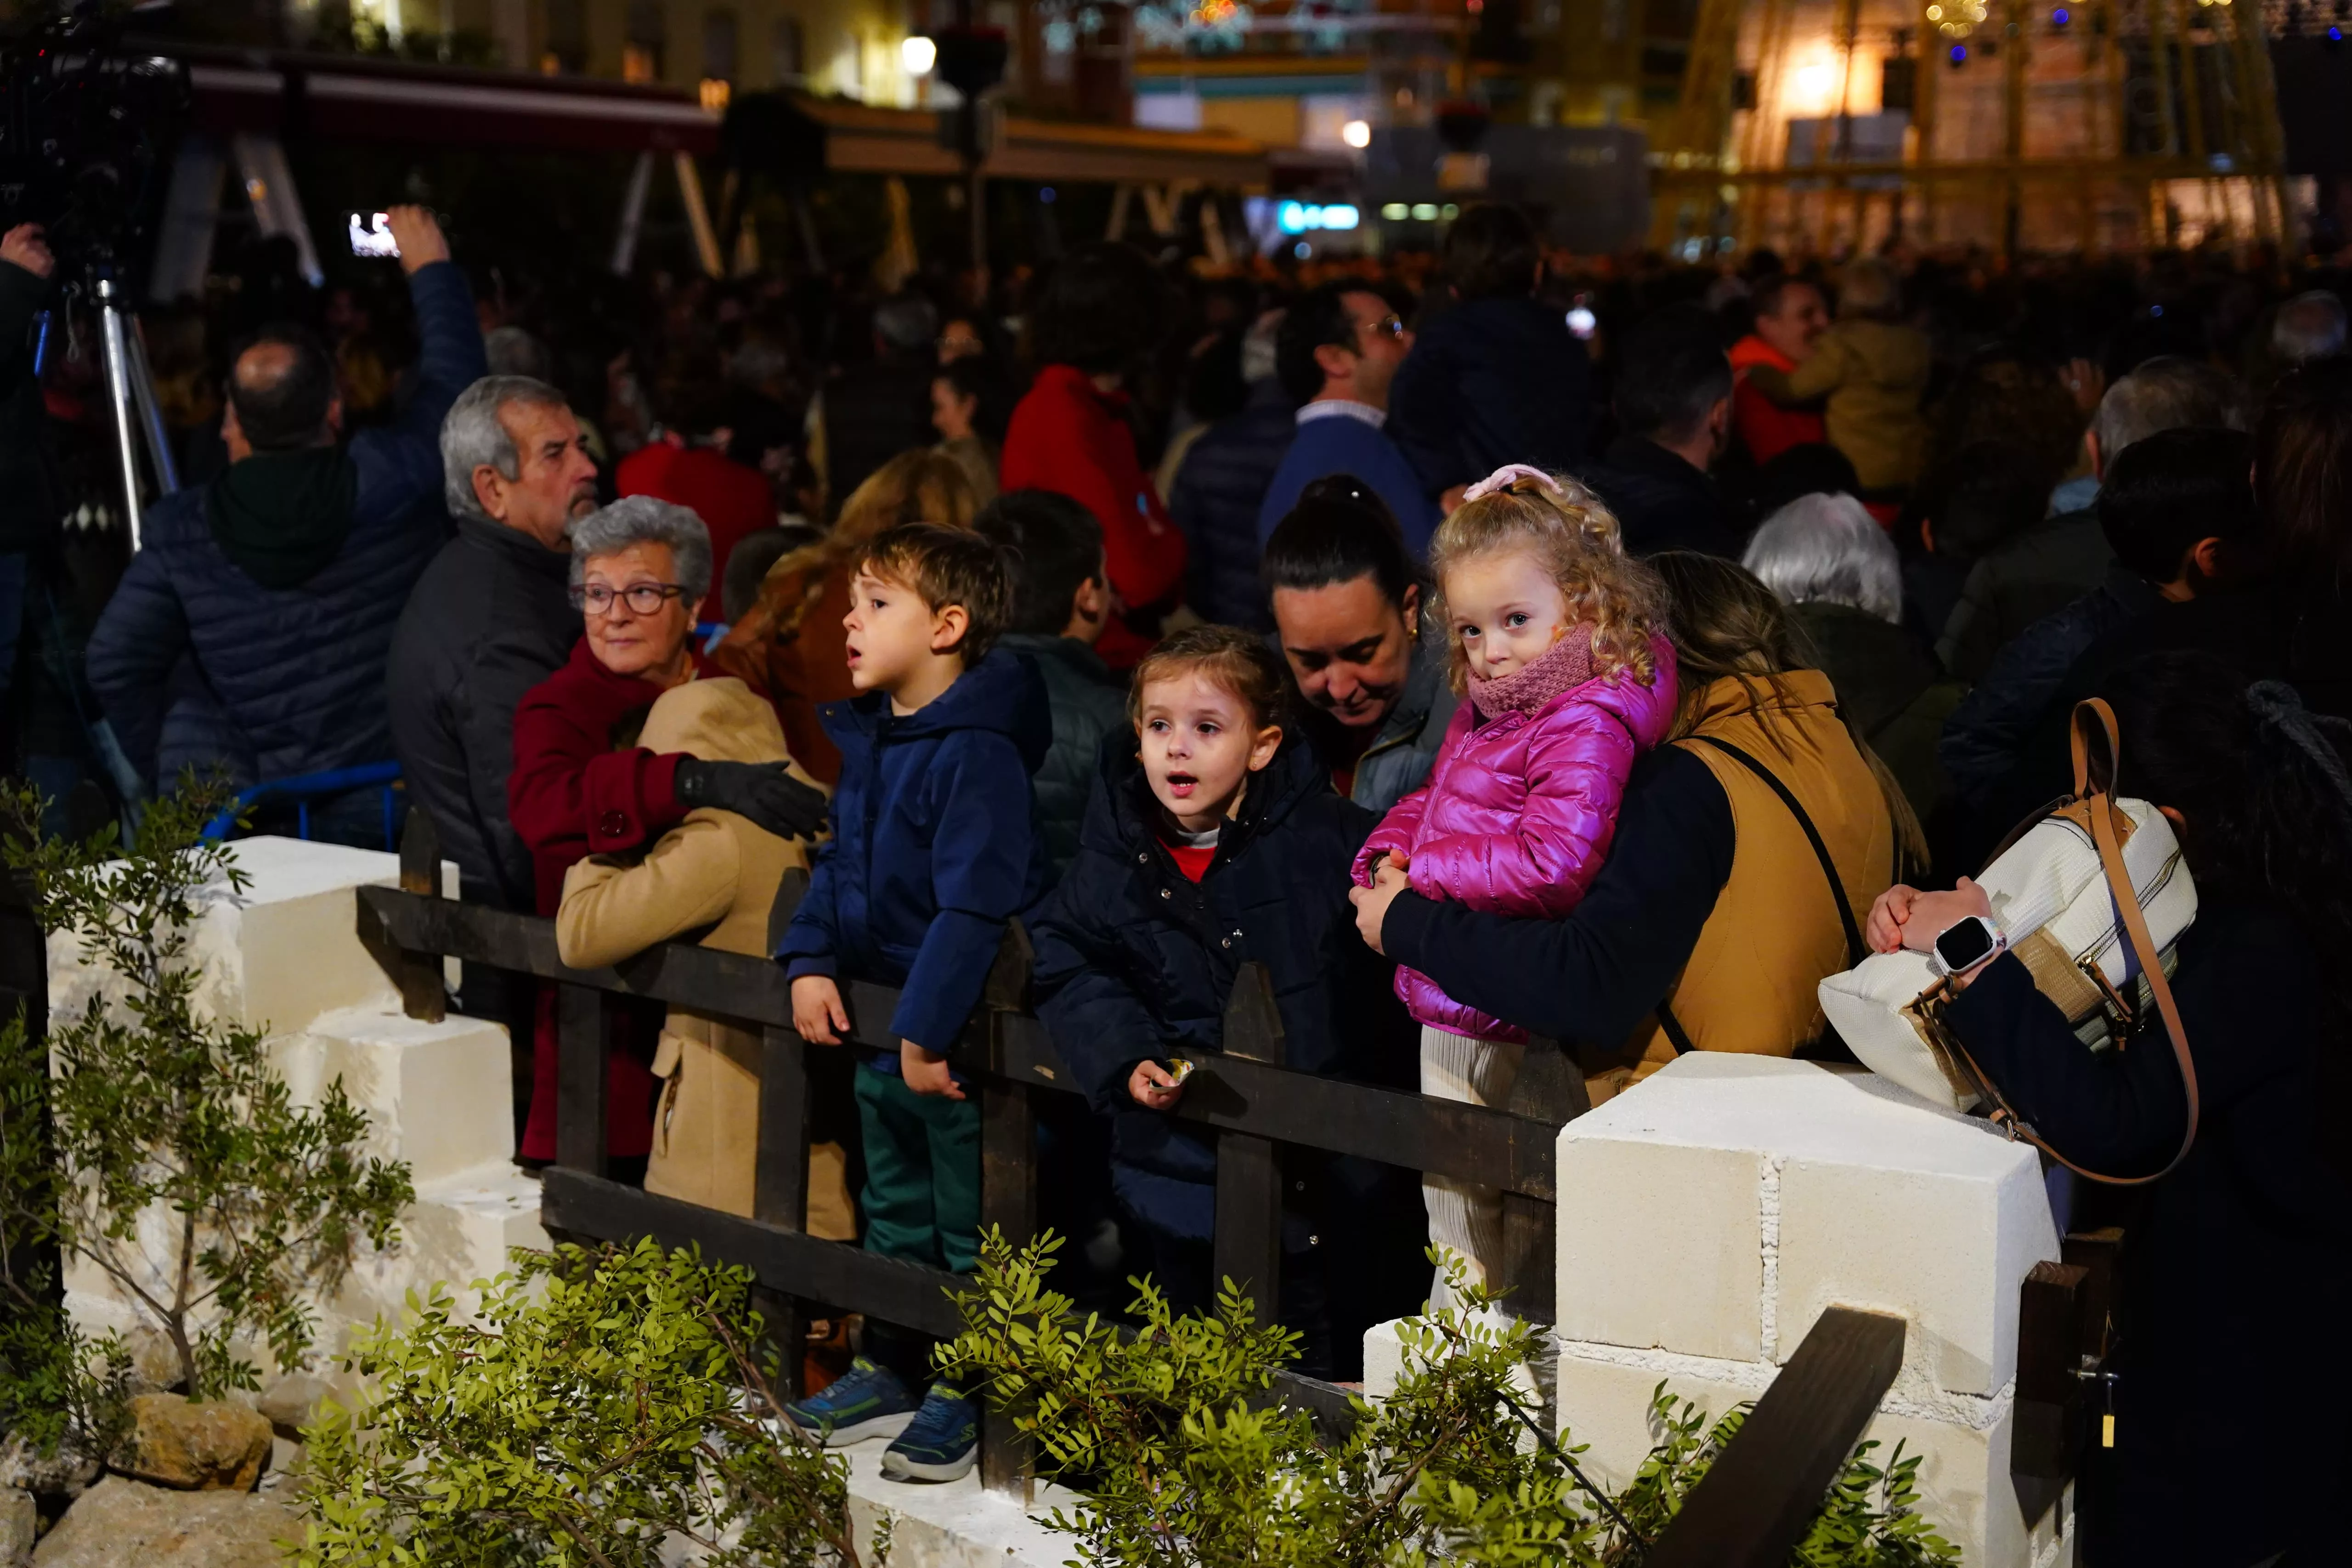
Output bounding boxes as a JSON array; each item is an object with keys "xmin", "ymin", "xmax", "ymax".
[
  {"xmin": 1945, "ymin": 698, "xmax": 2202, "ymax": 1187},
  {"xmin": 1688, "ymin": 735, "xmax": 1866, "ymax": 969}
]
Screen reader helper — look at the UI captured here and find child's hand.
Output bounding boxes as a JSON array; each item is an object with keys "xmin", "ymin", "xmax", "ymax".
[
  {"xmin": 1866, "ymin": 885, "xmax": 1920, "ymax": 955},
  {"xmin": 901, "ymin": 1041, "xmax": 966, "ymax": 1100},
  {"xmin": 1128, "ymin": 1061, "xmax": 1183, "ymax": 1110},
  {"xmin": 791, "ymin": 974, "xmax": 850, "ymax": 1044}
]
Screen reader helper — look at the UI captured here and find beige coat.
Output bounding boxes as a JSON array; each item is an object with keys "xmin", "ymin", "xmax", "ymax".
[{"xmin": 557, "ymin": 677, "xmax": 854, "ymax": 1236}]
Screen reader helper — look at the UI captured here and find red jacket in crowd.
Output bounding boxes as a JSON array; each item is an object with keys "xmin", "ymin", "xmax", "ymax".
[
  {"xmin": 1729, "ymin": 335, "xmax": 1827, "ymax": 467},
  {"xmin": 1000, "ymin": 362, "xmax": 1186, "ymax": 667},
  {"xmin": 615, "ymin": 438, "xmax": 775, "ymax": 594},
  {"xmin": 507, "ymin": 638, "xmax": 715, "ymax": 1162}
]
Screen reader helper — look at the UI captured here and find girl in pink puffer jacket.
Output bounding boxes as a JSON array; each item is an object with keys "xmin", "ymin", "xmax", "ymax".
[{"xmin": 1352, "ymin": 464, "xmax": 1678, "ymax": 1308}]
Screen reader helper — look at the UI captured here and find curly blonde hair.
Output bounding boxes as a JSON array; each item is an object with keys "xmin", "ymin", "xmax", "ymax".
[{"xmin": 1427, "ymin": 471, "xmax": 1669, "ymax": 694}]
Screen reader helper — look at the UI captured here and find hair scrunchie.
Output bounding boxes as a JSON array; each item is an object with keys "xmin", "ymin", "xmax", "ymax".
[{"xmin": 1460, "ymin": 464, "xmax": 1564, "ymax": 504}]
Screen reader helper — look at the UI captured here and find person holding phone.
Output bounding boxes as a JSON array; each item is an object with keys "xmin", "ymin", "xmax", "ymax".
[{"xmin": 87, "ymin": 206, "xmax": 488, "ymax": 845}]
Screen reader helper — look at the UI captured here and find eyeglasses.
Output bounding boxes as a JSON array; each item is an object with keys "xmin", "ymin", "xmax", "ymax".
[
  {"xmin": 1362, "ymin": 314, "xmax": 1407, "ymax": 342},
  {"xmin": 571, "ymin": 582, "xmax": 687, "ymax": 616}
]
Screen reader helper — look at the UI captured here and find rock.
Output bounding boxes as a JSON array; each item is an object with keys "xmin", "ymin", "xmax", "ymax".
[
  {"xmin": 252, "ymin": 1376, "xmax": 332, "ymax": 1444},
  {"xmin": 31, "ymin": 1477, "xmax": 294, "ymax": 1568},
  {"xmin": 112, "ymin": 1398, "xmax": 272, "ymax": 1493},
  {"xmin": 0, "ymin": 1437, "xmax": 99, "ymax": 1500},
  {"xmin": 1, "ymin": 1488, "xmax": 33, "ymax": 1568},
  {"xmin": 122, "ymin": 1330, "xmax": 185, "ymax": 1397}
]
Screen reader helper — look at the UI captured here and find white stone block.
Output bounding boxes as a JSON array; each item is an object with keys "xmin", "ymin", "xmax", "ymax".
[
  {"xmin": 48, "ymin": 835, "xmax": 456, "ymax": 1041},
  {"xmin": 331, "ymin": 1166, "xmax": 551, "ymax": 1336},
  {"xmin": 1552, "ymin": 1347, "xmax": 2070, "ymax": 1568},
  {"xmin": 1557, "ymin": 1135, "xmax": 1763, "ymax": 1361},
  {"xmin": 1556, "ymin": 1056, "xmax": 2055, "ymax": 1392},
  {"xmin": 273, "ymin": 1008, "xmax": 514, "ymax": 1189}
]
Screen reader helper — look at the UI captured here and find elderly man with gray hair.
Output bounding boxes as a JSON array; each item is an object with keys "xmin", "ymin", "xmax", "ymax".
[
  {"xmin": 2273, "ymin": 289, "xmax": 2348, "ymax": 368},
  {"xmin": 388, "ymin": 373, "xmax": 601, "ymax": 913},
  {"xmin": 1937, "ymin": 354, "xmax": 2245, "ymax": 683},
  {"xmin": 506, "ymin": 494, "xmax": 829, "ymax": 1168}
]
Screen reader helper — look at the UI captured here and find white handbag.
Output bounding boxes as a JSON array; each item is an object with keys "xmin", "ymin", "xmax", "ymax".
[{"xmin": 1819, "ymin": 700, "xmax": 2203, "ymax": 1184}]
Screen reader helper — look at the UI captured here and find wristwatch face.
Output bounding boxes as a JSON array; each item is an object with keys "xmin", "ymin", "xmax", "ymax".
[{"xmin": 1934, "ymin": 917, "xmax": 1997, "ymax": 974}]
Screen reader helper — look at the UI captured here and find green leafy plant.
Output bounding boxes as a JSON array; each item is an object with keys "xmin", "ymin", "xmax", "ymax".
[
  {"xmin": 297, "ymin": 1238, "xmax": 889, "ymax": 1568},
  {"xmin": 941, "ymin": 1231, "xmax": 1960, "ymax": 1568},
  {"xmin": 0, "ymin": 777, "xmax": 414, "ymax": 1406}
]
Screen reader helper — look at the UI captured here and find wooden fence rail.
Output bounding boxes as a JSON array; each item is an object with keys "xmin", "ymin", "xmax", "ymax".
[{"xmin": 353, "ymin": 810, "xmax": 1910, "ymax": 1539}]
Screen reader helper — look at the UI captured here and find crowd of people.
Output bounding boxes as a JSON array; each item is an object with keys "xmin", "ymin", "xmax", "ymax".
[{"xmin": 1, "ymin": 194, "xmax": 2347, "ymax": 1562}]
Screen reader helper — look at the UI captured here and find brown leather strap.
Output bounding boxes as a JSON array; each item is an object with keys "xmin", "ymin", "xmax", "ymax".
[{"xmin": 1950, "ymin": 698, "xmax": 2200, "ymax": 1186}]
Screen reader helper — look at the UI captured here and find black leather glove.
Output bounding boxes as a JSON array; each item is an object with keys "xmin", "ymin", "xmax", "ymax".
[{"xmin": 673, "ymin": 758, "xmax": 829, "ymax": 840}]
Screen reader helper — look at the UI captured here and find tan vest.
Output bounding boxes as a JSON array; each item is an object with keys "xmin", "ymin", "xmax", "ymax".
[
  {"xmin": 1588, "ymin": 671, "xmax": 1895, "ymax": 1098},
  {"xmin": 557, "ymin": 678, "xmax": 852, "ymax": 1236}
]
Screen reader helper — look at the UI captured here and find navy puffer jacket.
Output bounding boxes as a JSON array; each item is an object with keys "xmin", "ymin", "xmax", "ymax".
[
  {"xmin": 87, "ymin": 262, "xmax": 483, "ymax": 791},
  {"xmin": 1029, "ymin": 731, "xmax": 1410, "ymax": 1241},
  {"xmin": 777, "ymin": 647, "xmax": 1052, "ymax": 1061}
]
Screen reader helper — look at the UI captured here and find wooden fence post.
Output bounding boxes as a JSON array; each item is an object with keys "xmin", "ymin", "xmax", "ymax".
[
  {"xmin": 1212, "ymin": 961, "xmax": 1285, "ymax": 1327},
  {"xmin": 1497, "ymin": 1035, "xmax": 1587, "ymax": 1324},
  {"xmin": 554, "ymin": 982, "xmax": 610, "ymax": 1178},
  {"xmin": 978, "ymin": 920, "xmax": 1037, "ymax": 1501},
  {"xmin": 751, "ymin": 867, "xmax": 814, "ymax": 1397},
  {"xmin": 392, "ymin": 809, "xmax": 446, "ymax": 1024}
]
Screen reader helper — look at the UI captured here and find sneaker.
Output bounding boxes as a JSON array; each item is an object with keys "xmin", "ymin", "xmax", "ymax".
[
  {"xmin": 878, "ymin": 1383, "xmax": 979, "ymax": 1483},
  {"xmin": 783, "ymin": 1356, "xmax": 917, "ymax": 1446}
]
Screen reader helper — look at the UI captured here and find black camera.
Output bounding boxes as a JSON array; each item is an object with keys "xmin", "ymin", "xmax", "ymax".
[{"xmin": 0, "ymin": 1, "xmax": 188, "ymax": 282}]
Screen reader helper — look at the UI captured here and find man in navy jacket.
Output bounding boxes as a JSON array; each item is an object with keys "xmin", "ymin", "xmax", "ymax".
[
  {"xmin": 88, "ymin": 206, "xmax": 484, "ymax": 843},
  {"xmin": 1256, "ymin": 283, "xmax": 1438, "ymax": 556}
]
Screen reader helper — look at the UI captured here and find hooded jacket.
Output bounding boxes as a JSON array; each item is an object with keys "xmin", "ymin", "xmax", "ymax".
[
  {"xmin": 777, "ymin": 647, "xmax": 1051, "ymax": 1061},
  {"xmin": 556, "ymin": 679, "xmax": 848, "ymax": 1232},
  {"xmin": 1000, "ymin": 364, "xmax": 1186, "ymax": 665},
  {"xmin": 1353, "ymin": 638, "xmax": 1679, "ymax": 1039},
  {"xmin": 1029, "ymin": 733, "xmax": 1407, "ymax": 1241},
  {"xmin": 87, "ymin": 260, "xmax": 485, "ymax": 792}
]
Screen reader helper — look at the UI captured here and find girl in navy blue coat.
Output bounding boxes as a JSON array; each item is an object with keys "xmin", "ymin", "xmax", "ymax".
[{"xmin": 1029, "ymin": 625, "xmax": 1422, "ymax": 1376}]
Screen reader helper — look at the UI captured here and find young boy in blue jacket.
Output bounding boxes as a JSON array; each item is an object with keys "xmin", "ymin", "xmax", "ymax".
[{"xmin": 779, "ymin": 522, "xmax": 1050, "ymax": 1483}]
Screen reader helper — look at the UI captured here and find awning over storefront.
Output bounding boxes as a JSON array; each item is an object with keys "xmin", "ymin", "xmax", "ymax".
[
  {"xmin": 794, "ymin": 96, "xmax": 1268, "ymax": 188},
  {"xmin": 164, "ymin": 44, "xmax": 1266, "ymax": 187}
]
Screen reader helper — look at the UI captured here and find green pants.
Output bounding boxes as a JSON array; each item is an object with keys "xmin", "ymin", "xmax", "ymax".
[{"xmin": 854, "ymin": 1067, "xmax": 982, "ymax": 1274}]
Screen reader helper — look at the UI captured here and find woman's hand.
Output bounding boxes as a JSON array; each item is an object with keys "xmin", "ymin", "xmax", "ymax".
[
  {"xmin": 902, "ymin": 1042, "xmax": 966, "ymax": 1100},
  {"xmin": 1128, "ymin": 1061, "xmax": 1183, "ymax": 1110},
  {"xmin": 1350, "ymin": 857, "xmax": 1413, "ymax": 955},
  {"xmin": 1867, "ymin": 878, "xmax": 1994, "ymax": 956},
  {"xmin": 791, "ymin": 974, "xmax": 849, "ymax": 1044}
]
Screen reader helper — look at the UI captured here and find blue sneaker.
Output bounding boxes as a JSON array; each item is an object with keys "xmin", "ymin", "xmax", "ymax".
[
  {"xmin": 878, "ymin": 1383, "xmax": 979, "ymax": 1482},
  {"xmin": 783, "ymin": 1356, "xmax": 917, "ymax": 1446}
]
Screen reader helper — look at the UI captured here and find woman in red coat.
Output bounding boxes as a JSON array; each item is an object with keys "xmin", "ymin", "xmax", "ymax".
[
  {"xmin": 508, "ymin": 496, "xmax": 823, "ymax": 1169},
  {"xmin": 1000, "ymin": 243, "xmax": 1184, "ymax": 667}
]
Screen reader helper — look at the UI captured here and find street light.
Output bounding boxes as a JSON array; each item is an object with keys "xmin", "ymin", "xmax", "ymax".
[
  {"xmin": 902, "ymin": 34, "xmax": 937, "ymax": 75},
  {"xmin": 1341, "ymin": 118, "xmax": 1372, "ymax": 149}
]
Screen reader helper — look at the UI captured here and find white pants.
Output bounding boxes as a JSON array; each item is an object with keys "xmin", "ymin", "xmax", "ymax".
[{"xmin": 1420, "ymin": 1025, "xmax": 1525, "ymax": 1312}]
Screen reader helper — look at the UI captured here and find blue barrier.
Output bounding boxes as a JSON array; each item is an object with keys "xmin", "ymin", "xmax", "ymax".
[{"xmin": 202, "ymin": 760, "xmax": 406, "ymax": 851}]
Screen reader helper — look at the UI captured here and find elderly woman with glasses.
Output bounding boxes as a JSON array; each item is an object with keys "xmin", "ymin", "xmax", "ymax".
[{"xmin": 508, "ymin": 496, "xmax": 826, "ymax": 1173}]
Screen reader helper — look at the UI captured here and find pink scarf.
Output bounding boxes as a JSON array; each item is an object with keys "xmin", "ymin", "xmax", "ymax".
[{"xmin": 1466, "ymin": 625, "xmax": 1597, "ymax": 720}]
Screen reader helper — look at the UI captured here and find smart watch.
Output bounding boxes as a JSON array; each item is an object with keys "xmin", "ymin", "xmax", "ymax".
[{"xmin": 1928, "ymin": 914, "xmax": 2005, "ymax": 979}]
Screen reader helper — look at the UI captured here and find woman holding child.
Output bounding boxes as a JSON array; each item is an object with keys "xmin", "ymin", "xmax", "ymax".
[{"xmin": 1352, "ymin": 549, "xmax": 1912, "ymax": 1109}]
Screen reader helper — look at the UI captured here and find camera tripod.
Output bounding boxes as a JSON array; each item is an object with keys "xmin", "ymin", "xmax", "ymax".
[{"xmin": 90, "ymin": 274, "xmax": 179, "ymax": 552}]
